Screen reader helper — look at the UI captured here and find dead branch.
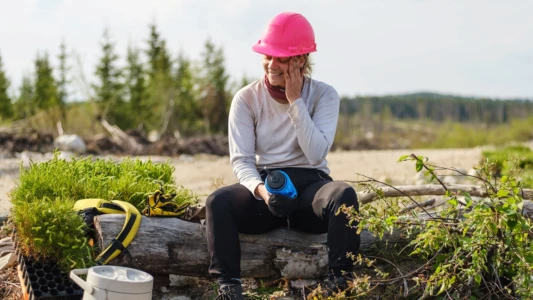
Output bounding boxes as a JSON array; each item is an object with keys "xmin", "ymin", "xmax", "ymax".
[
  {"xmin": 358, "ymin": 184, "xmax": 533, "ymax": 204},
  {"xmin": 100, "ymin": 118, "xmax": 142, "ymax": 154}
]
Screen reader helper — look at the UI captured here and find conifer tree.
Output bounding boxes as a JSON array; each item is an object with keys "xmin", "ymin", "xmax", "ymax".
[
  {"xmin": 144, "ymin": 23, "xmax": 175, "ymax": 134},
  {"xmin": 34, "ymin": 52, "xmax": 59, "ymax": 110},
  {"xmin": 200, "ymin": 39, "xmax": 230, "ymax": 134},
  {"xmin": 57, "ymin": 41, "xmax": 69, "ymax": 106},
  {"xmin": 0, "ymin": 53, "xmax": 12, "ymax": 120},
  {"xmin": 146, "ymin": 23, "xmax": 162, "ymax": 83},
  {"xmin": 13, "ymin": 74, "xmax": 35, "ymax": 119},
  {"xmin": 125, "ymin": 45, "xmax": 148, "ymax": 127},
  {"xmin": 94, "ymin": 28, "xmax": 123, "ymax": 125},
  {"xmin": 172, "ymin": 51, "xmax": 200, "ymax": 135}
]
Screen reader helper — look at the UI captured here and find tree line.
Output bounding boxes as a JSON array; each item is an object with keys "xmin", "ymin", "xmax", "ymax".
[
  {"xmin": 341, "ymin": 93, "xmax": 533, "ymax": 124},
  {"xmin": 1, "ymin": 24, "xmax": 532, "ymax": 140},
  {"xmin": 0, "ymin": 24, "xmax": 248, "ymax": 137}
]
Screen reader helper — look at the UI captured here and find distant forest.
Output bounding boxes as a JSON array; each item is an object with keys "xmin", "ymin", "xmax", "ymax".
[
  {"xmin": 335, "ymin": 93, "xmax": 533, "ymax": 150},
  {"xmin": 340, "ymin": 93, "xmax": 533, "ymax": 124}
]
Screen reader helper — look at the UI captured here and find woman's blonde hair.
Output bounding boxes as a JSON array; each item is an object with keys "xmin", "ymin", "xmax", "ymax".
[{"xmin": 301, "ymin": 54, "xmax": 313, "ymax": 77}]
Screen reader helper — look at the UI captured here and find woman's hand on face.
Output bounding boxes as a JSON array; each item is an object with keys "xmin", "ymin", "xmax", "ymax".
[{"xmin": 284, "ymin": 58, "xmax": 304, "ymax": 103}]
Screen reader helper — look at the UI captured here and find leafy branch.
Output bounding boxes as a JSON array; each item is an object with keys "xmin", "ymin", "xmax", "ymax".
[{"xmin": 315, "ymin": 153, "xmax": 533, "ymax": 299}]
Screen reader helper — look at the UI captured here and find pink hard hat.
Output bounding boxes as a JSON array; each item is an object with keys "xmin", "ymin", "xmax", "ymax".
[{"xmin": 252, "ymin": 12, "xmax": 317, "ymax": 57}]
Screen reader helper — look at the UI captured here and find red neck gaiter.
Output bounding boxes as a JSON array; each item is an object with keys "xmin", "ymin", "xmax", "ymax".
[{"xmin": 264, "ymin": 75, "xmax": 288, "ymax": 102}]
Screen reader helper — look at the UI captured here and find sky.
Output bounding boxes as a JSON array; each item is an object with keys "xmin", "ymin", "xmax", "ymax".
[{"xmin": 1, "ymin": 0, "xmax": 532, "ymax": 100}]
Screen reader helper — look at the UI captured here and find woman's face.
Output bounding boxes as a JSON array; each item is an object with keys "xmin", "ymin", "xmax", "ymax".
[{"xmin": 263, "ymin": 56, "xmax": 292, "ymax": 88}]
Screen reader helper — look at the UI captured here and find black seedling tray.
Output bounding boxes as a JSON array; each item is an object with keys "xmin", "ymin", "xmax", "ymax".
[{"xmin": 17, "ymin": 249, "xmax": 83, "ymax": 300}]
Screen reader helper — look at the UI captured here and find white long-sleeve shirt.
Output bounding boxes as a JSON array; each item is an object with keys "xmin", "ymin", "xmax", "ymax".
[{"xmin": 228, "ymin": 77, "xmax": 340, "ymax": 197}]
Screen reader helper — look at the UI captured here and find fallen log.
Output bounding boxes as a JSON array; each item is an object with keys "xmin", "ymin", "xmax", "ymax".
[
  {"xmin": 96, "ymin": 215, "xmax": 406, "ymax": 279},
  {"xmin": 95, "ymin": 185, "xmax": 533, "ymax": 279}
]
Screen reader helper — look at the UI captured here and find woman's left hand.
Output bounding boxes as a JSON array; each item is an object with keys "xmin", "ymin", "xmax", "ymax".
[{"xmin": 284, "ymin": 58, "xmax": 304, "ymax": 103}]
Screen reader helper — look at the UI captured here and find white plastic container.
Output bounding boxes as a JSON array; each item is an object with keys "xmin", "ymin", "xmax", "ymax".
[{"xmin": 70, "ymin": 266, "xmax": 153, "ymax": 300}]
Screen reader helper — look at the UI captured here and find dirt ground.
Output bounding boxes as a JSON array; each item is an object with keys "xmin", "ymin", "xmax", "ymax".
[{"xmin": 0, "ymin": 147, "xmax": 487, "ymax": 216}]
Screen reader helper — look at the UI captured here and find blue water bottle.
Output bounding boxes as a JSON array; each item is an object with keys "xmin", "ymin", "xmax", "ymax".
[{"xmin": 264, "ymin": 168, "xmax": 297, "ymax": 199}]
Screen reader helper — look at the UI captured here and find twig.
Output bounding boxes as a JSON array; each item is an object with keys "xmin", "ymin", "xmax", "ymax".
[
  {"xmin": 410, "ymin": 154, "xmax": 469, "ymax": 207},
  {"xmin": 399, "ymin": 198, "xmax": 436, "ymax": 214},
  {"xmin": 369, "ymin": 247, "xmax": 444, "ymax": 285},
  {"xmin": 365, "ymin": 255, "xmax": 409, "ymax": 297},
  {"xmin": 355, "ymin": 173, "xmax": 437, "ymax": 218}
]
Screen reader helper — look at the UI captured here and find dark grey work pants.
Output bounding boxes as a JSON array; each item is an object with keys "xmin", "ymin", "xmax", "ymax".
[{"xmin": 205, "ymin": 168, "xmax": 360, "ymax": 280}]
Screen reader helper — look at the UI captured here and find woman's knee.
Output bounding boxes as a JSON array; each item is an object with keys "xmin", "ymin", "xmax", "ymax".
[
  {"xmin": 206, "ymin": 187, "xmax": 233, "ymax": 212},
  {"xmin": 329, "ymin": 181, "xmax": 358, "ymax": 208}
]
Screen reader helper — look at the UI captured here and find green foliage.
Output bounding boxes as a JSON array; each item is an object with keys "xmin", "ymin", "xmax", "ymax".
[
  {"xmin": 14, "ymin": 197, "xmax": 93, "ymax": 270},
  {"xmin": 482, "ymin": 145, "xmax": 533, "ymax": 188},
  {"xmin": 57, "ymin": 41, "xmax": 69, "ymax": 106},
  {"xmin": 172, "ymin": 52, "xmax": 202, "ymax": 135},
  {"xmin": 11, "ymin": 152, "xmax": 198, "ymax": 271},
  {"xmin": 12, "ymin": 74, "xmax": 36, "ymax": 119},
  {"xmin": 0, "ymin": 53, "xmax": 13, "ymax": 121},
  {"xmin": 146, "ymin": 23, "xmax": 164, "ymax": 81},
  {"xmin": 34, "ymin": 52, "xmax": 60, "ymax": 110},
  {"xmin": 339, "ymin": 154, "xmax": 533, "ymax": 298},
  {"xmin": 144, "ymin": 23, "xmax": 178, "ymax": 133},
  {"xmin": 199, "ymin": 39, "xmax": 230, "ymax": 134},
  {"xmin": 125, "ymin": 45, "xmax": 148, "ymax": 128},
  {"xmin": 94, "ymin": 28, "xmax": 124, "ymax": 126},
  {"xmin": 340, "ymin": 93, "xmax": 533, "ymax": 123}
]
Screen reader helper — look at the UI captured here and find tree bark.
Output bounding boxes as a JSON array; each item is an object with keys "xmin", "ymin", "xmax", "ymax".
[{"xmin": 95, "ymin": 215, "xmax": 406, "ymax": 279}]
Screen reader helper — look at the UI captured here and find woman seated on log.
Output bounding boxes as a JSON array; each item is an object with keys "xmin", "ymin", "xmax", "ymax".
[{"xmin": 206, "ymin": 12, "xmax": 360, "ymax": 299}]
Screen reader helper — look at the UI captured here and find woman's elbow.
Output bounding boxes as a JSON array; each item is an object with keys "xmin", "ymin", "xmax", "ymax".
[{"xmin": 307, "ymin": 148, "xmax": 329, "ymax": 166}]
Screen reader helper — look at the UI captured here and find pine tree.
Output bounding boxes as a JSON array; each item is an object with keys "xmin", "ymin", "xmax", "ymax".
[
  {"xmin": 34, "ymin": 52, "xmax": 59, "ymax": 110},
  {"xmin": 157, "ymin": 40, "xmax": 172, "ymax": 79},
  {"xmin": 94, "ymin": 28, "xmax": 123, "ymax": 125},
  {"xmin": 145, "ymin": 23, "xmax": 172, "ymax": 82},
  {"xmin": 146, "ymin": 23, "xmax": 162, "ymax": 82},
  {"xmin": 125, "ymin": 45, "xmax": 148, "ymax": 127},
  {"xmin": 173, "ymin": 52, "xmax": 200, "ymax": 135},
  {"xmin": 57, "ymin": 40, "xmax": 69, "ymax": 106},
  {"xmin": 0, "ymin": 53, "xmax": 13, "ymax": 121},
  {"xmin": 200, "ymin": 39, "xmax": 230, "ymax": 134},
  {"xmin": 144, "ymin": 23, "xmax": 174, "ymax": 134},
  {"xmin": 13, "ymin": 74, "xmax": 35, "ymax": 120}
]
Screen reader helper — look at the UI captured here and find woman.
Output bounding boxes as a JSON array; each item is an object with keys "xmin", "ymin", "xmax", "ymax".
[{"xmin": 206, "ymin": 12, "xmax": 360, "ymax": 299}]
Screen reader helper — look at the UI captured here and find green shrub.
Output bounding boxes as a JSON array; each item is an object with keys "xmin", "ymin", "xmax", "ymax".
[
  {"xmin": 14, "ymin": 197, "xmax": 93, "ymax": 269},
  {"xmin": 11, "ymin": 151, "xmax": 198, "ymax": 270},
  {"xmin": 335, "ymin": 154, "xmax": 533, "ymax": 298},
  {"xmin": 482, "ymin": 145, "xmax": 533, "ymax": 188}
]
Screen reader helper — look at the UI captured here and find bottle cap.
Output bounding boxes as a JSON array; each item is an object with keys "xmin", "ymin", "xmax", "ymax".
[{"xmin": 267, "ymin": 170, "xmax": 286, "ymax": 190}]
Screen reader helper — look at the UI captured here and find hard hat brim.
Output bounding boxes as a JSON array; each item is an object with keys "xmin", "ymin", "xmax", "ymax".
[{"xmin": 252, "ymin": 43, "xmax": 316, "ymax": 58}]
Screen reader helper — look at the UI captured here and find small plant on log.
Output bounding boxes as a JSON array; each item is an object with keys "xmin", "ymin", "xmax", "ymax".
[
  {"xmin": 311, "ymin": 154, "xmax": 533, "ymax": 299},
  {"xmin": 10, "ymin": 151, "xmax": 198, "ymax": 271}
]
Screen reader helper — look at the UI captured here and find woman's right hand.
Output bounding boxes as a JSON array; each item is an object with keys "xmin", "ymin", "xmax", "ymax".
[
  {"xmin": 255, "ymin": 183, "xmax": 271, "ymax": 204},
  {"xmin": 267, "ymin": 194, "xmax": 298, "ymax": 217}
]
